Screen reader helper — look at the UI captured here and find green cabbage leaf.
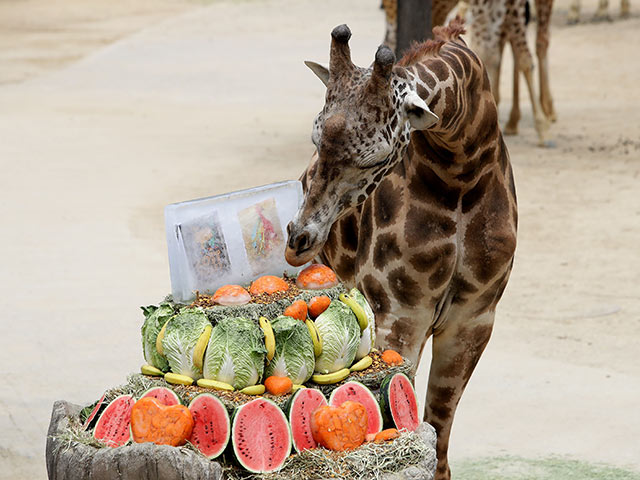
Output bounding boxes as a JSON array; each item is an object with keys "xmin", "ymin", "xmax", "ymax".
[
  {"xmin": 313, "ymin": 300, "xmax": 360, "ymax": 374},
  {"xmin": 140, "ymin": 303, "xmax": 175, "ymax": 372},
  {"xmin": 161, "ymin": 308, "xmax": 210, "ymax": 379},
  {"xmin": 203, "ymin": 317, "xmax": 266, "ymax": 389},
  {"xmin": 264, "ymin": 315, "xmax": 315, "ymax": 384}
]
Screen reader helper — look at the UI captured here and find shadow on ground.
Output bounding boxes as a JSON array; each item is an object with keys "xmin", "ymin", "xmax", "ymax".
[{"xmin": 454, "ymin": 456, "xmax": 640, "ymax": 479}]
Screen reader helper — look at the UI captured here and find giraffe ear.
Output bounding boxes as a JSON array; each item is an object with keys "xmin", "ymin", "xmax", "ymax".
[
  {"xmin": 404, "ymin": 91, "xmax": 439, "ymax": 130},
  {"xmin": 305, "ymin": 61, "xmax": 330, "ymax": 87}
]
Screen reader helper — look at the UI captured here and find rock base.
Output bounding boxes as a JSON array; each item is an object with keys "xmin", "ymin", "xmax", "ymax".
[{"xmin": 46, "ymin": 400, "xmax": 436, "ymax": 480}]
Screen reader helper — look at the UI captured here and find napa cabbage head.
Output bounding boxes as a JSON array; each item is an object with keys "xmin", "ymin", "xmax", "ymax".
[
  {"xmin": 349, "ymin": 288, "xmax": 376, "ymax": 360},
  {"xmin": 313, "ymin": 301, "xmax": 360, "ymax": 374},
  {"xmin": 264, "ymin": 315, "xmax": 315, "ymax": 384},
  {"xmin": 161, "ymin": 308, "xmax": 210, "ymax": 379},
  {"xmin": 203, "ymin": 317, "xmax": 266, "ymax": 389},
  {"xmin": 140, "ymin": 303, "xmax": 175, "ymax": 372}
]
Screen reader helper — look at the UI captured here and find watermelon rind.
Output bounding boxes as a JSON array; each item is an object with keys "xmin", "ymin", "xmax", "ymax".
[
  {"xmin": 188, "ymin": 394, "xmax": 230, "ymax": 460},
  {"xmin": 232, "ymin": 398, "xmax": 291, "ymax": 473},
  {"xmin": 329, "ymin": 381, "xmax": 383, "ymax": 435},
  {"xmin": 93, "ymin": 394, "xmax": 135, "ymax": 447},
  {"xmin": 82, "ymin": 393, "xmax": 106, "ymax": 431},
  {"xmin": 140, "ymin": 386, "xmax": 181, "ymax": 406},
  {"xmin": 379, "ymin": 373, "xmax": 419, "ymax": 432},
  {"xmin": 286, "ymin": 388, "xmax": 327, "ymax": 453}
]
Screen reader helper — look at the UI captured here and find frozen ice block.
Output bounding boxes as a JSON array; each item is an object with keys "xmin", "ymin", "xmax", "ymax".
[{"xmin": 165, "ymin": 180, "xmax": 307, "ymax": 304}]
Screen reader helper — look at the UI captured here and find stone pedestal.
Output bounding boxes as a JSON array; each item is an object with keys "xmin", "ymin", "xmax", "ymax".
[{"xmin": 46, "ymin": 400, "xmax": 436, "ymax": 480}]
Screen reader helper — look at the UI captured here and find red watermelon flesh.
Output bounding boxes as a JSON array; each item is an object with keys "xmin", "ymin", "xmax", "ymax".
[
  {"xmin": 93, "ymin": 395, "xmax": 135, "ymax": 447},
  {"xmin": 140, "ymin": 386, "xmax": 180, "ymax": 406},
  {"xmin": 232, "ymin": 398, "xmax": 291, "ymax": 473},
  {"xmin": 83, "ymin": 393, "xmax": 106, "ymax": 431},
  {"xmin": 288, "ymin": 388, "xmax": 327, "ymax": 453},
  {"xmin": 387, "ymin": 374, "xmax": 419, "ymax": 432},
  {"xmin": 329, "ymin": 381, "xmax": 383, "ymax": 435},
  {"xmin": 188, "ymin": 394, "xmax": 230, "ymax": 459}
]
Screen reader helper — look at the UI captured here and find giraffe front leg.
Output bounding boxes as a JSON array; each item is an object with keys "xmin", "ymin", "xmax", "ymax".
[
  {"xmin": 504, "ymin": 45, "xmax": 521, "ymax": 135},
  {"xmin": 567, "ymin": 0, "xmax": 581, "ymax": 23},
  {"xmin": 620, "ymin": 0, "xmax": 630, "ymax": 17},
  {"xmin": 593, "ymin": 0, "xmax": 611, "ymax": 21},
  {"xmin": 536, "ymin": 0, "xmax": 557, "ymax": 122},
  {"xmin": 425, "ymin": 311, "xmax": 495, "ymax": 480}
]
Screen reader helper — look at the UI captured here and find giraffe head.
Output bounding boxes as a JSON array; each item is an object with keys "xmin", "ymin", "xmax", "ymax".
[{"xmin": 285, "ymin": 24, "xmax": 438, "ymax": 267}]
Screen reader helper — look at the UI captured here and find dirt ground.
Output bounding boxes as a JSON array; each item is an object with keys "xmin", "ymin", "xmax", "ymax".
[{"xmin": 0, "ymin": 0, "xmax": 638, "ymax": 478}]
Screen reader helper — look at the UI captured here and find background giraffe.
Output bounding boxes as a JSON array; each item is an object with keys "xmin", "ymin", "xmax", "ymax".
[
  {"xmin": 382, "ymin": 0, "xmax": 556, "ymax": 145},
  {"xmin": 286, "ymin": 21, "xmax": 517, "ymax": 479},
  {"xmin": 568, "ymin": 0, "xmax": 631, "ymax": 22}
]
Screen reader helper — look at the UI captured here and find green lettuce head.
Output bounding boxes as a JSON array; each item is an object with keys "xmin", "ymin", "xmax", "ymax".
[
  {"xmin": 203, "ymin": 317, "xmax": 266, "ymax": 389},
  {"xmin": 264, "ymin": 315, "xmax": 315, "ymax": 384},
  {"xmin": 161, "ymin": 308, "xmax": 210, "ymax": 379},
  {"xmin": 349, "ymin": 288, "xmax": 376, "ymax": 360},
  {"xmin": 140, "ymin": 303, "xmax": 175, "ymax": 372},
  {"xmin": 313, "ymin": 301, "xmax": 360, "ymax": 374}
]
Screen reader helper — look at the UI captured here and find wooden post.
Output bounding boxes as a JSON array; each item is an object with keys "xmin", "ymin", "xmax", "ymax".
[{"xmin": 396, "ymin": 0, "xmax": 433, "ymax": 58}]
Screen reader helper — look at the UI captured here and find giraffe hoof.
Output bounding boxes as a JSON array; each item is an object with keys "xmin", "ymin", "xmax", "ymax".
[
  {"xmin": 539, "ymin": 139, "xmax": 557, "ymax": 148},
  {"xmin": 504, "ymin": 124, "xmax": 518, "ymax": 136}
]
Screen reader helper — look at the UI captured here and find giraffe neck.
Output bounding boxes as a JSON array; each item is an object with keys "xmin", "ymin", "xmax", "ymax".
[{"xmin": 393, "ymin": 45, "xmax": 502, "ymax": 185}]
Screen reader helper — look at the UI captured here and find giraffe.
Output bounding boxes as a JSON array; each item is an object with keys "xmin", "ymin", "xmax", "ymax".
[
  {"xmin": 286, "ymin": 20, "xmax": 517, "ymax": 480},
  {"xmin": 567, "ymin": 0, "xmax": 631, "ymax": 23},
  {"xmin": 382, "ymin": 0, "xmax": 555, "ymax": 144}
]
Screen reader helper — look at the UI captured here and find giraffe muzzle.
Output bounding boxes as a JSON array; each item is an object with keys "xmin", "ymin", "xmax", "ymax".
[{"xmin": 285, "ymin": 223, "xmax": 322, "ymax": 266}]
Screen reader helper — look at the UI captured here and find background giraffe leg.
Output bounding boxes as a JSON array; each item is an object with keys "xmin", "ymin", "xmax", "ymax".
[
  {"xmin": 424, "ymin": 311, "xmax": 495, "ymax": 480},
  {"xmin": 505, "ymin": 44, "xmax": 521, "ymax": 135},
  {"xmin": 568, "ymin": 0, "xmax": 580, "ymax": 23},
  {"xmin": 536, "ymin": 0, "xmax": 557, "ymax": 121},
  {"xmin": 432, "ymin": 0, "xmax": 459, "ymax": 27},
  {"xmin": 509, "ymin": 20, "xmax": 551, "ymax": 145},
  {"xmin": 620, "ymin": 0, "xmax": 630, "ymax": 17},
  {"xmin": 593, "ymin": 0, "xmax": 611, "ymax": 21}
]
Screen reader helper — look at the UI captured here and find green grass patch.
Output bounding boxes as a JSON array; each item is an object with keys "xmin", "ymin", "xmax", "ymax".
[{"xmin": 453, "ymin": 456, "xmax": 640, "ymax": 480}]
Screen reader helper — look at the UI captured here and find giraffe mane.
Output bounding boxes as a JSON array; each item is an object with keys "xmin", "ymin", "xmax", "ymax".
[{"xmin": 397, "ymin": 17, "xmax": 467, "ymax": 67}]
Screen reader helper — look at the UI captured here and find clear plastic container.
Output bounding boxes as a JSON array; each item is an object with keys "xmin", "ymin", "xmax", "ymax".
[{"xmin": 165, "ymin": 180, "xmax": 306, "ymax": 303}]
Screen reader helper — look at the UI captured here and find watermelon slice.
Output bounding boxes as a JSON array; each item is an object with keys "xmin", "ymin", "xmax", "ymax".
[
  {"xmin": 93, "ymin": 395, "xmax": 135, "ymax": 447},
  {"xmin": 379, "ymin": 373, "xmax": 420, "ymax": 432},
  {"xmin": 329, "ymin": 381, "xmax": 383, "ymax": 435},
  {"xmin": 82, "ymin": 393, "xmax": 106, "ymax": 431},
  {"xmin": 232, "ymin": 398, "xmax": 291, "ymax": 473},
  {"xmin": 140, "ymin": 386, "xmax": 180, "ymax": 406},
  {"xmin": 188, "ymin": 394, "xmax": 230, "ymax": 459},
  {"xmin": 287, "ymin": 388, "xmax": 327, "ymax": 452}
]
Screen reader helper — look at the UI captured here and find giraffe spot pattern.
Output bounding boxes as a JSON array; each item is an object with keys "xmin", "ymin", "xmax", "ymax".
[
  {"xmin": 404, "ymin": 205, "xmax": 457, "ymax": 248},
  {"xmin": 374, "ymin": 178, "xmax": 403, "ymax": 228},
  {"xmin": 360, "ymin": 274, "xmax": 391, "ymax": 314},
  {"xmin": 373, "ymin": 232, "xmax": 403, "ymax": 270},
  {"xmin": 388, "ymin": 266, "xmax": 424, "ymax": 307}
]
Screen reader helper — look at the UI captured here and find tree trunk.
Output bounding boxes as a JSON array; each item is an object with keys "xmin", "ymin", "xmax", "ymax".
[{"xmin": 396, "ymin": 0, "xmax": 433, "ymax": 58}]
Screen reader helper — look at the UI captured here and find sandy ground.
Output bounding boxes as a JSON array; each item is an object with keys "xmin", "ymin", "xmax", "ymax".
[{"xmin": 0, "ymin": 0, "xmax": 639, "ymax": 478}]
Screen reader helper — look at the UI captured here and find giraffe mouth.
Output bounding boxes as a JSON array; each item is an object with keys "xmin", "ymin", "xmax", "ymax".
[{"xmin": 285, "ymin": 243, "xmax": 319, "ymax": 267}]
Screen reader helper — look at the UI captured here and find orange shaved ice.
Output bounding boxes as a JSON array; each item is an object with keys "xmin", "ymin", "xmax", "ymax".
[
  {"xmin": 212, "ymin": 285, "xmax": 251, "ymax": 306},
  {"xmin": 296, "ymin": 264, "xmax": 338, "ymax": 290}
]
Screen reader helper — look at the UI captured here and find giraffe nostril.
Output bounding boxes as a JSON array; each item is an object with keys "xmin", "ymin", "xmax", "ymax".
[{"xmin": 297, "ymin": 232, "xmax": 311, "ymax": 252}]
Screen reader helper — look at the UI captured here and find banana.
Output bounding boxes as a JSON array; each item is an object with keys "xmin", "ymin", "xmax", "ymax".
[
  {"xmin": 305, "ymin": 319, "xmax": 323, "ymax": 357},
  {"xmin": 311, "ymin": 368, "xmax": 350, "ymax": 384},
  {"xmin": 339, "ymin": 293, "xmax": 369, "ymax": 331},
  {"xmin": 239, "ymin": 384, "xmax": 266, "ymax": 395},
  {"xmin": 193, "ymin": 324, "xmax": 212, "ymax": 371},
  {"xmin": 156, "ymin": 320, "xmax": 170, "ymax": 356},
  {"xmin": 197, "ymin": 378, "xmax": 234, "ymax": 391},
  {"xmin": 349, "ymin": 355, "xmax": 373, "ymax": 372},
  {"xmin": 141, "ymin": 364, "xmax": 164, "ymax": 376},
  {"xmin": 164, "ymin": 372, "xmax": 194, "ymax": 386},
  {"xmin": 259, "ymin": 316, "xmax": 276, "ymax": 362},
  {"xmin": 291, "ymin": 384, "xmax": 306, "ymax": 392}
]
